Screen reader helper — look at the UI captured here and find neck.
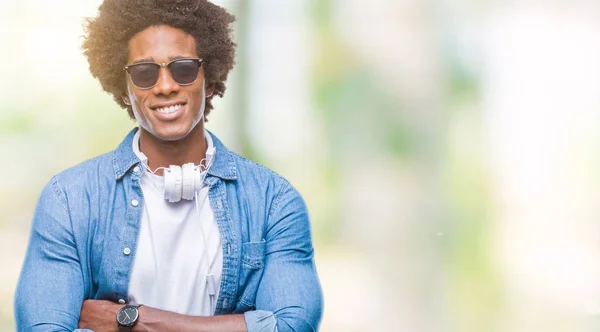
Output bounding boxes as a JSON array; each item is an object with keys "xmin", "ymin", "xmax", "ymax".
[{"xmin": 139, "ymin": 124, "xmax": 207, "ymax": 174}]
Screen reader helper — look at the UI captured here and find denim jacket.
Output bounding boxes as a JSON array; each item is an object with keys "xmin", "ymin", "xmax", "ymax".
[{"xmin": 14, "ymin": 128, "xmax": 323, "ymax": 332}]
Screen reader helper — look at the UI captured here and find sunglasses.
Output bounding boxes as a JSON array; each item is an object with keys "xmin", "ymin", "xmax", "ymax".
[{"xmin": 123, "ymin": 58, "xmax": 204, "ymax": 89}]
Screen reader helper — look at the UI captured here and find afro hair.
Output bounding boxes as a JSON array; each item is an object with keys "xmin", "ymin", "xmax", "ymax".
[{"xmin": 82, "ymin": 0, "xmax": 236, "ymax": 120}]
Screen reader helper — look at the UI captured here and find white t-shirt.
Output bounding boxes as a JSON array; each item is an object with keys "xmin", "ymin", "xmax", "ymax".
[{"xmin": 128, "ymin": 130, "xmax": 223, "ymax": 316}]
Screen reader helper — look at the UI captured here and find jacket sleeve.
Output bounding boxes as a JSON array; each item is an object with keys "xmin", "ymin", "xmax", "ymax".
[
  {"xmin": 14, "ymin": 177, "xmax": 88, "ymax": 331},
  {"xmin": 244, "ymin": 182, "xmax": 324, "ymax": 332}
]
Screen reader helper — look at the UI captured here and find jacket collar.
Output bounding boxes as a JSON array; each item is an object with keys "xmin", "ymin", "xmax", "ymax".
[{"xmin": 112, "ymin": 127, "xmax": 237, "ymax": 181}]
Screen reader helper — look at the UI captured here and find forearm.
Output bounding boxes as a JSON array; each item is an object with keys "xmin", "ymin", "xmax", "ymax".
[
  {"xmin": 134, "ymin": 306, "xmax": 246, "ymax": 332},
  {"xmin": 79, "ymin": 300, "xmax": 247, "ymax": 332}
]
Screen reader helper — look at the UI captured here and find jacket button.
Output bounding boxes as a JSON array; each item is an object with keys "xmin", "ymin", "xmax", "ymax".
[
  {"xmin": 131, "ymin": 199, "xmax": 139, "ymax": 207},
  {"xmin": 133, "ymin": 166, "xmax": 140, "ymax": 174},
  {"xmin": 123, "ymin": 248, "xmax": 131, "ymax": 255},
  {"xmin": 118, "ymin": 299, "xmax": 126, "ymax": 304}
]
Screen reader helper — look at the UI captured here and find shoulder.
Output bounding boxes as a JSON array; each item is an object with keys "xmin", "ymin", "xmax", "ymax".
[
  {"xmin": 228, "ymin": 151, "xmax": 293, "ymax": 193},
  {"xmin": 51, "ymin": 128, "xmax": 138, "ymax": 190},
  {"xmin": 51, "ymin": 151, "xmax": 115, "ymax": 193},
  {"xmin": 231, "ymin": 151, "xmax": 287, "ymax": 182},
  {"xmin": 227, "ymin": 151, "xmax": 306, "ymax": 216},
  {"xmin": 33, "ymin": 152, "xmax": 115, "ymax": 230}
]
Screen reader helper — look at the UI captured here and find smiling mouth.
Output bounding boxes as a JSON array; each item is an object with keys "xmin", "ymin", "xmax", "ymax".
[{"xmin": 154, "ymin": 104, "xmax": 185, "ymax": 114}]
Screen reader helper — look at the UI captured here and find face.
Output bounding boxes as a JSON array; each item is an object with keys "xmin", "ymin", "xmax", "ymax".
[{"xmin": 125, "ymin": 25, "xmax": 211, "ymax": 141}]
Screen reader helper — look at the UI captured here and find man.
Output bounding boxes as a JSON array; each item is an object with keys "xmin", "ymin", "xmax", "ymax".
[{"xmin": 14, "ymin": 0, "xmax": 323, "ymax": 331}]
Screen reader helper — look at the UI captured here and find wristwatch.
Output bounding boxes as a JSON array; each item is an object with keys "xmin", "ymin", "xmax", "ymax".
[{"xmin": 116, "ymin": 304, "xmax": 141, "ymax": 332}]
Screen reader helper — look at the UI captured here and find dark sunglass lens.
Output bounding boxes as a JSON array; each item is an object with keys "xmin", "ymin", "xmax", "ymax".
[
  {"xmin": 130, "ymin": 64, "xmax": 159, "ymax": 88},
  {"xmin": 170, "ymin": 60, "xmax": 200, "ymax": 85}
]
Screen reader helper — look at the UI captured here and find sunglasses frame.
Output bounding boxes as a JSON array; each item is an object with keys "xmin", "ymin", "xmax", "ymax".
[{"xmin": 123, "ymin": 58, "xmax": 204, "ymax": 89}]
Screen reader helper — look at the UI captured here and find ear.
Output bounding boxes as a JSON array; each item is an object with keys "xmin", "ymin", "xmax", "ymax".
[
  {"xmin": 205, "ymin": 83, "xmax": 215, "ymax": 98},
  {"xmin": 121, "ymin": 94, "xmax": 131, "ymax": 106}
]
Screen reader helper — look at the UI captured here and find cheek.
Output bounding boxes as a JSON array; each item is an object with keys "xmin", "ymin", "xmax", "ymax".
[
  {"xmin": 129, "ymin": 94, "xmax": 148, "ymax": 115},
  {"xmin": 130, "ymin": 98, "xmax": 150, "ymax": 124},
  {"xmin": 189, "ymin": 80, "xmax": 207, "ymax": 103},
  {"xmin": 191, "ymin": 87, "xmax": 205, "ymax": 99},
  {"xmin": 129, "ymin": 92, "xmax": 143, "ymax": 105},
  {"xmin": 186, "ymin": 89, "xmax": 205, "ymax": 110},
  {"xmin": 127, "ymin": 83, "xmax": 146, "ymax": 105}
]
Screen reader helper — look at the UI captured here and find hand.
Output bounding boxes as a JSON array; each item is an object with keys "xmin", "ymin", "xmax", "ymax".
[{"xmin": 78, "ymin": 299, "xmax": 121, "ymax": 332}]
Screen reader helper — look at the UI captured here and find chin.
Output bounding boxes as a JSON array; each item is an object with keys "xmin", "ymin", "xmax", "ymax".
[
  {"xmin": 154, "ymin": 131, "xmax": 188, "ymax": 142},
  {"xmin": 153, "ymin": 124, "xmax": 197, "ymax": 142}
]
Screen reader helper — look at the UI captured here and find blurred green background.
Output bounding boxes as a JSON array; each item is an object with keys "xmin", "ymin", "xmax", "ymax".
[{"xmin": 2, "ymin": 0, "xmax": 600, "ymax": 331}]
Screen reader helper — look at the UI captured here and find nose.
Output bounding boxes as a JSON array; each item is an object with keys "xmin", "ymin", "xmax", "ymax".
[{"xmin": 152, "ymin": 66, "xmax": 180, "ymax": 96}]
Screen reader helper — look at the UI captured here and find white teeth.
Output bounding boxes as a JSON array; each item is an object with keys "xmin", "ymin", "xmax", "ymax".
[{"xmin": 156, "ymin": 104, "xmax": 183, "ymax": 114}]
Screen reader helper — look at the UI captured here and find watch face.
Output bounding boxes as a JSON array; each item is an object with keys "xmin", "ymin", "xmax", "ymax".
[{"xmin": 117, "ymin": 306, "xmax": 138, "ymax": 326}]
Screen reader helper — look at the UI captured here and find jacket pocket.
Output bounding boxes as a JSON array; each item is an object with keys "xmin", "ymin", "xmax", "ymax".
[{"xmin": 236, "ymin": 241, "xmax": 266, "ymax": 311}]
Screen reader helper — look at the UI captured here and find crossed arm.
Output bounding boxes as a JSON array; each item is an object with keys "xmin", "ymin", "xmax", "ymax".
[
  {"xmin": 78, "ymin": 301, "xmax": 247, "ymax": 331},
  {"xmin": 15, "ymin": 178, "xmax": 322, "ymax": 332}
]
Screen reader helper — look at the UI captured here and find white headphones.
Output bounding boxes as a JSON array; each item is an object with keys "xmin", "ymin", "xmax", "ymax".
[
  {"xmin": 132, "ymin": 129, "xmax": 216, "ymax": 203},
  {"xmin": 161, "ymin": 147, "xmax": 216, "ymax": 203}
]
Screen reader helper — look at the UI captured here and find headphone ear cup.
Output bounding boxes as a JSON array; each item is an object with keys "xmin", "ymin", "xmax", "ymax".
[
  {"xmin": 193, "ymin": 165, "xmax": 202, "ymax": 193},
  {"xmin": 181, "ymin": 163, "xmax": 195, "ymax": 200},
  {"xmin": 164, "ymin": 167, "xmax": 174, "ymax": 202},
  {"xmin": 165, "ymin": 165, "xmax": 183, "ymax": 203}
]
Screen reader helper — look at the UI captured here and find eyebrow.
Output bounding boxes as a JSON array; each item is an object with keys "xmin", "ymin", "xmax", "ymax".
[
  {"xmin": 169, "ymin": 55, "xmax": 189, "ymax": 61},
  {"xmin": 131, "ymin": 58, "xmax": 154, "ymax": 65},
  {"xmin": 131, "ymin": 56, "xmax": 192, "ymax": 65}
]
